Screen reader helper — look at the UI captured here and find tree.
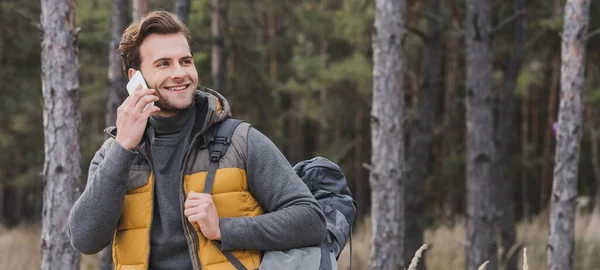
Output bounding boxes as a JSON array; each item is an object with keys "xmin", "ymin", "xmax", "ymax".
[
  {"xmin": 405, "ymin": 0, "xmax": 444, "ymax": 268},
  {"xmin": 40, "ymin": 0, "xmax": 82, "ymax": 269},
  {"xmin": 465, "ymin": 0, "xmax": 497, "ymax": 269},
  {"xmin": 548, "ymin": 1, "xmax": 590, "ymax": 269},
  {"xmin": 100, "ymin": 1, "xmax": 130, "ymax": 268},
  {"xmin": 106, "ymin": 0, "xmax": 129, "ymax": 137},
  {"xmin": 496, "ymin": 0, "xmax": 525, "ymax": 269},
  {"xmin": 132, "ymin": 0, "xmax": 148, "ymax": 22},
  {"xmin": 370, "ymin": 0, "xmax": 407, "ymax": 269},
  {"xmin": 212, "ymin": 0, "xmax": 228, "ymax": 94},
  {"xmin": 173, "ymin": 0, "xmax": 191, "ymax": 24}
]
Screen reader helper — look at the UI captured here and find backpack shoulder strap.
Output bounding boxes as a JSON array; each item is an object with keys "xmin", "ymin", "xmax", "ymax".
[
  {"xmin": 203, "ymin": 118, "xmax": 245, "ymax": 194},
  {"xmin": 203, "ymin": 118, "xmax": 248, "ymax": 270}
]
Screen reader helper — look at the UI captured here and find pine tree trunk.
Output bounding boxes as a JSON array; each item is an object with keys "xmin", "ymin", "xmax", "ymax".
[
  {"xmin": 548, "ymin": 1, "xmax": 590, "ymax": 269},
  {"xmin": 521, "ymin": 90, "xmax": 531, "ymax": 222},
  {"xmin": 370, "ymin": 0, "xmax": 407, "ymax": 269},
  {"xmin": 0, "ymin": 0, "xmax": 4, "ymax": 226},
  {"xmin": 101, "ymin": 0, "xmax": 130, "ymax": 267},
  {"xmin": 405, "ymin": 0, "xmax": 443, "ymax": 267},
  {"xmin": 586, "ymin": 107, "xmax": 600, "ymax": 223},
  {"xmin": 442, "ymin": 32, "xmax": 460, "ymax": 222},
  {"xmin": 211, "ymin": 0, "xmax": 228, "ymax": 94},
  {"xmin": 541, "ymin": 57, "xmax": 560, "ymax": 211},
  {"xmin": 40, "ymin": 0, "xmax": 82, "ymax": 269},
  {"xmin": 496, "ymin": 1, "xmax": 524, "ymax": 269},
  {"xmin": 173, "ymin": 0, "xmax": 191, "ymax": 24},
  {"xmin": 465, "ymin": 0, "xmax": 497, "ymax": 269},
  {"xmin": 106, "ymin": 0, "xmax": 129, "ymax": 133},
  {"xmin": 132, "ymin": 0, "xmax": 148, "ymax": 22}
]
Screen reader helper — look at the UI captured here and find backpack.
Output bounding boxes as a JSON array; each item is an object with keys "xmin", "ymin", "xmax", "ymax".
[{"xmin": 204, "ymin": 119, "xmax": 356, "ymax": 270}]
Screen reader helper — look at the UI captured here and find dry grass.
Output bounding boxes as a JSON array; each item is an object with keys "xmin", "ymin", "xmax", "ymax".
[
  {"xmin": 2, "ymin": 214, "xmax": 599, "ymax": 269},
  {"xmin": 338, "ymin": 214, "xmax": 600, "ymax": 270},
  {"xmin": 0, "ymin": 223, "xmax": 99, "ymax": 270}
]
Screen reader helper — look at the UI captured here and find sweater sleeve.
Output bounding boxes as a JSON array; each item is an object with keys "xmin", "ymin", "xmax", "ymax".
[
  {"xmin": 218, "ymin": 128, "xmax": 327, "ymax": 251},
  {"xmin": 67, "ymin": 138, "xmax": 137, "ymax": 254}
]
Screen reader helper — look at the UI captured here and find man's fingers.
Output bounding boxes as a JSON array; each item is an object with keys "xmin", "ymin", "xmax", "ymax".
[
  {"xmin": 121, "ymin": 96, "xmax": 132, "ymax": 107},
  {"xmin": 184, "ymin": 207, "xmax": 200, "ymax": 217},
  {"xmin": 142, "ymin": 105, "xmax": 161, "ymax": 118},
  {"xmin": 128, "ymin": 88, "xmax": 155, "ymax": 108},
  {"xmin": 135, "ymin": 95, "xmax": 159, "ymax": 112}
]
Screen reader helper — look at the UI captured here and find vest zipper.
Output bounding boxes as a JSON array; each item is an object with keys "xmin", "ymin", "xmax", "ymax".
[
  {"xmin": 135, "ymin": 143, "xmax": 155, "ymax": 270},
  {"xmin": 180, "ymin": 131, "xmax": 207, "ymax": 269},
  {"xmin": 180, "ymin": 110, "xmax": 216, "ymax": 270}
]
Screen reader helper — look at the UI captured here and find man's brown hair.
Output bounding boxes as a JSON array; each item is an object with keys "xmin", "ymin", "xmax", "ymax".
[{"xmin": 119, "ymin": 11, "xmax": 193, "ymax": 75}]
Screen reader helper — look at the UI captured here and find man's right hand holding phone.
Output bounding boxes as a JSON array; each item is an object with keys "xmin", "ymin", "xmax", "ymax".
[{"xmin": 115, "ymin": 84, "xmax": 160, "ymax": 151}]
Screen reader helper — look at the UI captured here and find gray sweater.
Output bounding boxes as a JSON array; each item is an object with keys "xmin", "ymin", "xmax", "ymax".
[{"xmin": 68, "ymin": 94, "xmax": 326, "ymax": 268}]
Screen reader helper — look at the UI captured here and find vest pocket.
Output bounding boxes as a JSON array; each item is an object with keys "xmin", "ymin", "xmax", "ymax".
[{"xmin": 127, "ymin": 164, "xmax": 150, "ymax": 191}]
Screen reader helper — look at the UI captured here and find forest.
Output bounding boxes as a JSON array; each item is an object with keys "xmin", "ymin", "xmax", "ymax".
[{"xmin": 0, "ymin": 0, "xmax": 599, "ymax": 269}]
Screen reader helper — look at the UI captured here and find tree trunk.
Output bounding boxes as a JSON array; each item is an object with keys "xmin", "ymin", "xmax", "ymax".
[
  {"xmin": 586, "ymin": 107, "xmax": 600, "ymax": 223},
  {"xmin": 465, "ymin": 0, "xmax": 497, "ymax": 269},
  {"xmin": 541, "ymin": 57, "xmax": 560, "ymax": 211},
  {"xmin": 101, "ymin": 0, "xmax": 130, "ymax": 267},
  {"xmin": 521, "ymin": 89, "xmax": 531, "ymax": 222},
  {"xmin": 405, "ymin": 0, "xmax": 443, "ymax": 268},
  {"xmin": 370, "ymin": 0, "xmax": 407, "ymax": 269},
  {"xmin": 40, "ymin": 0, "xmax": 82, "ymax": 269},
  {"xmin": 548, "ymin": 1, "xmax": 590, "ymax": 270},
  {"xmin": 106, "ymin": 0, "xmax": 129, "ymax": 133},
  {"xmin": 442, "ymin": 31, "xmax": 460, "ymax": 222},
  {"xmin": 211, "ymin": 0, "xmax": 228, "ymax": 94},
  {"xmin": 496, "ymin": 1, "xmax": 525, "ymax": 269},
  {"xmin": 354, "ymin": 111, "xmax": 369, "ymax": 222},
  {"xmin": 173, "ymin": 0, "xmax": 191, "ymax": 24},
  {"xmin": 132, "ymin": 0, "xmax": 148, "ymax": 22},
  {"xmin": 267, "ymin": 2, "xmax": 277, "ymax": 82}
]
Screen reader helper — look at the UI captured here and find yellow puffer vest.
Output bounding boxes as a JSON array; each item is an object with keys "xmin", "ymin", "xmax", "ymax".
[{"xmin": 110, "ymin": 90, "xmax": 264, "ymax": 270}]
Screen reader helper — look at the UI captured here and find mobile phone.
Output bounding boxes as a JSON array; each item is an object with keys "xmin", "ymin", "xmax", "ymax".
[{"xmin": 126, "ymin": 70, "xmax": 154, "ymax": 111}]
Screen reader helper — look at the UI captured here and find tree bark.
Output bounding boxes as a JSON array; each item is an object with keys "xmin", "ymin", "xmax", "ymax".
[
  {"xmin": 173, "ymin": 0, "xmax": 191, "ymax": 24},
  {"xmin": 541, "ymin": 57, "xmax": 560, "ymax": 211},
  {"xmin": 40, "ymin": 0, "xmax": 82, "ymax": 269},
  {"xmin": 405, "ymin": 0, "xmax": 443, "ymax": 268},
  {"xmin": 101, "ymin": 0, "xmax": 130, "ymax": 268},
  {"xmin": 521, "ymin": 90, "xmax": 531, "ymax": 222},
  {"xmin": 442, "ymin": 30, "xmax": 460, "ymax": 222},
  {"xmin": 211, "ymin": 0, "xmax": 228, "ymax": 94},
  {"xmin": 465, "ymin": 0, "xmax": 497, "ymax": 269},
  {"xmin": 496, "ymin": 1, "xmax": 525, "ymax": 269},
  {"xmin": 370, "ymin": 0, "xmax": 407, "ymax": 269},
  {"xmin": 548, "ymin": 1, "xmax": 590, "ymax": 270},
  {"xmin": 106, "ymin": 0, "xmax": 129, "ymax": 134},
  {"xmin": 132, "ymin": 0, "xmax": 148, "ymax": 22},
  {"xmin": 586, "ymin": 107, "xmax": 600, "ymax": 222}
]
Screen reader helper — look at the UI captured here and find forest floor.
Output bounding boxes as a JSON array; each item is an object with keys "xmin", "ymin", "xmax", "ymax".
[{"xmin": 1, "ymin": 214, "xmax": 599, "ymax": 270}]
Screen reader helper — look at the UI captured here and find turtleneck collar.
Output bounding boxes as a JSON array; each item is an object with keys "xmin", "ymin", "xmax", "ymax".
[{"xmin": 149, "ymin": 101, "xmax": 196, "ymax": 135}]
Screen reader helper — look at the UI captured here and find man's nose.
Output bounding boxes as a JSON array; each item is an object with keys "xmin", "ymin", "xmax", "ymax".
[{"xmin": 170, "ymin": 63, "xmax": 187, "ymax": 80}]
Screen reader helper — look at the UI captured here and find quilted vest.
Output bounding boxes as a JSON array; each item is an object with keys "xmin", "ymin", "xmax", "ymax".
[{"xmin": 112, "ymin": 122, "xmax": 264, "ymax": 270}]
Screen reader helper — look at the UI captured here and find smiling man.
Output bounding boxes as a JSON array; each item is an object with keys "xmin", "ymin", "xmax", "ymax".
[{"xmin": 67, "ymin": 11, "xmax": 326, "ymax": 270}]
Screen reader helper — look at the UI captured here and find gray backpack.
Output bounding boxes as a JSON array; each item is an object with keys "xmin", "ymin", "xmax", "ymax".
[
  {"xmin": 207, "ymin": 119, "xmax": 356, "ymax": 270},
  {"xmin": 293, "ymin": 157, "xmax": 356, "ymax": 270}
]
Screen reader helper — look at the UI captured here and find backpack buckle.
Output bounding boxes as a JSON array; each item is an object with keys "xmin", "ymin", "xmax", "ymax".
[
  {"xmin": 210, "ymin": 150, "xmax": 221, "ymax": 162},
  {"xmin": 213, "ymin": 136, "xmax": 229, "ymax": 145}
]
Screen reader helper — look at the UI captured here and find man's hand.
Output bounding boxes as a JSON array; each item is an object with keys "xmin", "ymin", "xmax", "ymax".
[
  {"xmin": 115, "ymin": 84, "xmax": 160, "ymax": 150},
  {"xmin": 184, "ymin": 191, "xmax": 221, "ymax": 240}
]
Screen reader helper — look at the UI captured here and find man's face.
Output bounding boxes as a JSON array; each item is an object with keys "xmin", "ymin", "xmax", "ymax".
[{"xmin": 131, "ymin": 33, "xmax": 198, "ymax": 116}]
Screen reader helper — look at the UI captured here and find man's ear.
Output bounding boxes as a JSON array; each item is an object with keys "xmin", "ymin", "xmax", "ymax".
[{"xmin": 127, "ymin": 68, "xmax": 137, "ymax": 80}]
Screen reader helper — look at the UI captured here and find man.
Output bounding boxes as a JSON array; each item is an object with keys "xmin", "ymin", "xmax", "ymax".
[{"xmin": 68, "ymin": 11, "xmax": 326, "ymax": 270}]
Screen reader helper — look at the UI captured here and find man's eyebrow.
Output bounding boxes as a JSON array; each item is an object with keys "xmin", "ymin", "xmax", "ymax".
[{"xmin": 152, "ymin": 57, "xmax": 171, "ymax": 64}]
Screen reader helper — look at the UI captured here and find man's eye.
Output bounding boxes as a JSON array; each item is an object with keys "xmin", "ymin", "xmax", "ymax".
[
  {"xmin": 183, "ymin": 59, "xmax": 193, "ymax": 65},
  {"xmin": 158, "ymin": 61, "xmax": 169, "ymax": 67}
]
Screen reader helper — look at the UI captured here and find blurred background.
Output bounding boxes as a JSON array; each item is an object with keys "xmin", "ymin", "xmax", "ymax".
[{"xmin": 1, "ymin": 0, "xmax": 600, "ymax": 269}]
